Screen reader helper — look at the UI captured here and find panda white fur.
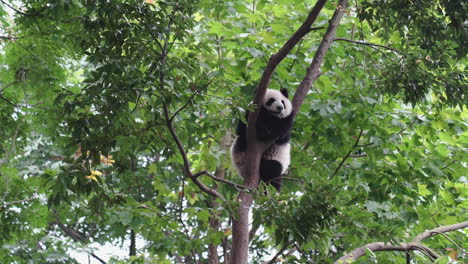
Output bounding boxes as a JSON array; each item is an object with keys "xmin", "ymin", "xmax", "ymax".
[{"xmin": 231, "ymin": 88, "xmax": 293, "ymax": 191}]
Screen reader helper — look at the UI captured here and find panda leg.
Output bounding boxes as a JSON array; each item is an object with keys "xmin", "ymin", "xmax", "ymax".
[{"xmin": 259, "ymin": 159, "xmax": 283, "ymax": 191}]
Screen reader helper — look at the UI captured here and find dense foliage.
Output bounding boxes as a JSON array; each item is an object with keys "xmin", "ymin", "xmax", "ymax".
[{"xmin": 0, "ymin": 0, "xmax": 466, "ymax": 263}]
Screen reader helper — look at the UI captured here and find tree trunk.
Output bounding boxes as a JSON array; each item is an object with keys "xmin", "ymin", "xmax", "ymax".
[
  {"xmin": 228, "ymin": 0, "xmax": 348, "ymax": 262},
  {"xmin": 129, "ymin": 229, "xmax": 136, "ymax": 257}
]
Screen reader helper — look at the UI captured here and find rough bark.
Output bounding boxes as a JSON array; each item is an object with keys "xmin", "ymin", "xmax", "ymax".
[
  {"xmin": 208, "ymin": 133, "xmax": 231, "ymax": 264},
  {"xmin": 292, "ymin": 0, "xmax": 350, "ymax": 116}
]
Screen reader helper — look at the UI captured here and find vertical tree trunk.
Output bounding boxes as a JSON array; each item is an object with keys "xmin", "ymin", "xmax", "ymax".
[
  {"xmin": 129, "ymin": 229, "xmax": 136, "ymax": 257},
  {"xmin": 228, "ymin": 0, "xmax": 348, "ymax": 262},
  {"xmin": 208, "ymin": 206, "xmax": 221, "ymax": 264},
  {"xmin": 209, "ymin": 133, "xmax": 231, "ymax": 264},
  {"xmin": 230, "ymin": 151, "xmax": 261, "ymax": 264},
  {"xmin": 230, "ymin": 192, "xmax": 255, "ymax": 264}
]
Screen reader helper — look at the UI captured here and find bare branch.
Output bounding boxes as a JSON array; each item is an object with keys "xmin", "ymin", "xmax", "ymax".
[
  {"xmin": 137, "ymin": 203, "xmax": 179, "ymax": 221},
  {"xmin": 0, "ymin": 81, "xmax": 20, "ymax": 93},
  {"xmin": 0, "ymin": 36, "xmax": 18, "ymax": 41},
  {"xmin": 335, "ymin": 242, "xmax": 440, "ymax": 264},
  {"xmin": 52, "ymin": 209, "xmax": 106, "ymax": 264},
  {"xmin": 412, "ymin": 221, "xmax": 468, "ymax": 243},
  {"xmin": 441, "ymin": 160, "xmax": 457, "ymax": 170},
  {"xmin": 0, "ymin": 195, "xmax": 38, "ymax": 208},
  {"xmin": 162, "ymin": 102, "xmax": 227, "ymax": 201},
  {"xmin": 169, "ymin": 77, "xmax": 215, "ymax": 122},
  {"xmin": 0, "ymin": 94, "xmax": 18, "ymax": 107},
  {"xmin": 0, "ymin": 94, "xmax": 47, "ymax": 109},
  {"xmin": 263, "ymin": 242, "xmax": 294, "ymax": 264},
  {"xmin": 333, "ymin": 38, "xmax": 403, "ymax": 54},
  {"xmin": 438, "ymin": 233, "xmax": 466, "ymax": 254},
  {"xmin": 335, "ymin": 221, "xmax": 468, "ymax": 264},
  {"xmin": 332, "ymin": 129, "xmax": 363, "ymax": 177},
  {"xmin": 292, "ymin": 0, "xmax": 349, "ymax": 116},
  {"xmin": 193, "ymin": 170, "xmax": 252, "ymax": 192}
]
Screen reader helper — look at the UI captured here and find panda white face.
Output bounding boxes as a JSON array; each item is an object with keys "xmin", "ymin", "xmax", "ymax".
[{"xmin": 263, "ymin": 89, "xmax": 293, "ymax": 118}]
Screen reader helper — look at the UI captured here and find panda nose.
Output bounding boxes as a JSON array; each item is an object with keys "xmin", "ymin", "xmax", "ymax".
[{"xmin": 277, "ymin": 105, "xmax": 283, "ymax": 111}]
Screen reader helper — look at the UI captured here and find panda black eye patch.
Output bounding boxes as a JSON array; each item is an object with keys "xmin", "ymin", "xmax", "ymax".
[{"xmin": 266, "ymin": 98, "xmax": 275, "ymax": 106}]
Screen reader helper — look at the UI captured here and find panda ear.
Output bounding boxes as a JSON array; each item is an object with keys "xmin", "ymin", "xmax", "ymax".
[{"xmin": 280, "ymin": 88, "xmax": 288, "ymax": 98}]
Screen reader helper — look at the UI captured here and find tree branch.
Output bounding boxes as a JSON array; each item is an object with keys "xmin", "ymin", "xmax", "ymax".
[
  {"xmin": 193, "ymin": 170, "xmax": 252, "ymax": 192},
  {"xmin": 52, "ymin": 209, "xmax": 106, "ymax": 264},
  {"xmin": 0, "ymin": 81, "xmax": 19, "ymax": 93},
  {"xmin": 0, "ymin": 94, "xmax": 47, "ymax": 109},
  {"xmin": 162, "ymin": 103, "xmax": 227, "ymax": 202},
  {"xmin": 291, "ymin": 0, "xmax": 349, "ymax": 115},
  {"xmin": 0, "ymin": 195, "xmax": 38, "ymax": 208},
  {"xmin": 0, "ymin": 0, "xmax": 84, "ymax": 23},
  {"xmin": 332, "ymin": 129, "xmax": 363, "ymax": 177},
  {"xmin": 231, "ymin": 2, "xmax": 330, "ymax": 263},
  {"xmin": 333, "ymin": 38, "xmax": 403, "ymax": 54},
  {"xmin": 263, "ymin": 241, "xmax": 294, "ymax": 264},
  {"xmin": 169, "ymin": 77, "xmax": 215, "ymax": 123},
  {"xmin": 412, "ymin": 221, "xmax": 468, "ymax": 243},
  {"xmin": 335, "ymin": 221, "xmax": 468, "ymax": 264}
]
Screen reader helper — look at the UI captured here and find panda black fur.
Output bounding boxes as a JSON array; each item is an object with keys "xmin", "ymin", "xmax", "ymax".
[{"xmin": 231, "ymin": 88, "xmax": 293, "ymax": 191}]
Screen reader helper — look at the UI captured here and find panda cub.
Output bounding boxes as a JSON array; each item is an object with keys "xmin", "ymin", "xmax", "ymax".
[{"xmin": 231, "ymin": 88, "xmax": 293, "ymax": 191}]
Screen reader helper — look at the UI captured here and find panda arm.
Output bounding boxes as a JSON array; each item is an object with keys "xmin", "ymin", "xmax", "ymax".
[
  {"xmin": 256, "ymin": 109, "xmax": 274, "ymax": 141},
  {"xmin": 268, "ymin": 113, "xmax": 293, "ymax": 141},
  {"xmin": 235, "ymin": 112, "xmax": 248, "ymax": 137}
]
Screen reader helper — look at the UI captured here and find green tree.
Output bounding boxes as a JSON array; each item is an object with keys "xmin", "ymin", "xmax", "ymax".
[{"xmin": 0, "ymin": 0, "xmax": 466, "ymax": 263}]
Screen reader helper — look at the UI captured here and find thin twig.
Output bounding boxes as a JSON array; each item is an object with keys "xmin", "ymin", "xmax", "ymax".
[
  {"xmin": 131, "ymin": 92, "xmax": 142, "ymax": 114},
  {"xmin": 162, "ymin": 103, "xmax": 227, "ymax": 201},
  {"xmin": 332, "ymin": 129, "xmax": 363, "ymax": 177},
  {"xmin": 293, "ymin": 242, "xmax": 312, "ymax": 263},
  {"xmin": 134, "ymin": 16, "xmax": 164, "ymax": 53},
  {"xmin": 137, "ymin": 204, "xmax": 179, "ymax": 221},
  {"xmin": 0, "ymin": 195, "xmax": 39, "ymax": 208},
  {"xmin": 52, "ymin": 208, "xmax": 105, "ymax": 264},
  {"xmin": 0, "ymin": 94, "xmax": 46, "ymax": 109},
  {"xmin": 0, "ymin": 0, "xmax": 84, "ymax": 23},
  {"xmin": 438, "ymin": 232, "xmax": 466, "ymax": 254},
  {"xmin": 169, "ymin": 78, "xmax": 215, "ymax": 122},
  {"xmin": 0, "ymin": 81, "xmax": 19, "ymax": 93},
  {"xmin": 169, "ymin": 90, "xmax": 201, "ymax": 122},
  {"xmin": 333, "ymin": 38, "xmax": 403, "ymax": 54},
  {"xmin": 193, "ymin": 170, "xmax": 252, "ymax": 192},
  {"xmin": 441, "ymin": 160, "xmax": 457, "ymax": 170},
  {"xmin": 263, "ymin": 241, "xmax": 294, "ymax": 264}
]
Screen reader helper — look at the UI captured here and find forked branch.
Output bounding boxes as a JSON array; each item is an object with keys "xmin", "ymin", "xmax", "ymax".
[
  {"xmin": 292, "ymin": 0, "xmax": 349, "ymax": 115},
  {"xmin": 335, "ymin": 221, "xmax": 468, "ymax": 264},
  {"xmin": 193, "ymin": 170, "xmax": 253, "ymax": 192},
  {"xmin": 231, "ymin": 1, "xmax": 349, "ymax": 263},
  {"xmin": 162, "ymin": 103, "xmax": 227, "ymax": 202}
]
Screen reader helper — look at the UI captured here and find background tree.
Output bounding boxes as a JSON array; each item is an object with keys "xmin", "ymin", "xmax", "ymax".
[{"xmin": 0, "ymin": 0, "xmax": 466, "ymax": 263}]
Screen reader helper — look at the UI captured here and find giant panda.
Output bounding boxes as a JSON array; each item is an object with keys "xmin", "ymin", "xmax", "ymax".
[{"xmin": 231, "ymin": 88, "xmax": 294, "ymax": 191}]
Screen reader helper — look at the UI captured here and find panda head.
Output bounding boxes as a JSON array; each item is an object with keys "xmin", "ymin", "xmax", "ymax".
[{"xmin": 263, "ymin": 88, "xmax": 293, "ymax": 118}]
